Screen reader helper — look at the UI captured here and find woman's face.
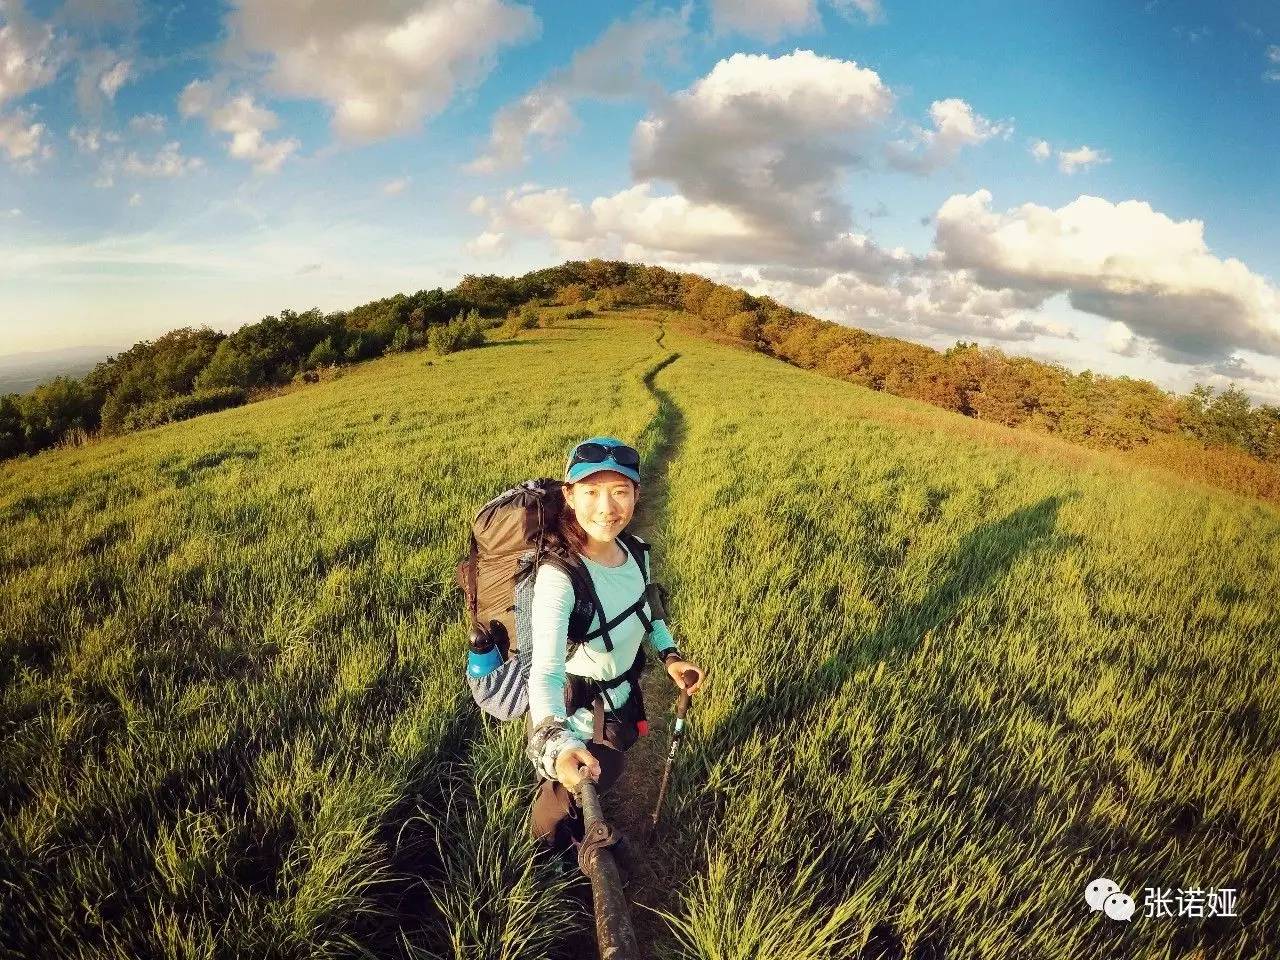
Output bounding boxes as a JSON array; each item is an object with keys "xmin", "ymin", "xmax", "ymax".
[{"xmin": 564, "ymin": 471, "xmax": 638, "ymax": 545}]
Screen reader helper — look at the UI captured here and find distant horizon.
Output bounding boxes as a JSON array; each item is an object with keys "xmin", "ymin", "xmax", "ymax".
[
  {"xmin": 0, "ymin": 343, "xmax": 122, "ymax": 362},
  {"xmin": 3, "ymin": 274, "xmax": 1276, "ymax": 409}
]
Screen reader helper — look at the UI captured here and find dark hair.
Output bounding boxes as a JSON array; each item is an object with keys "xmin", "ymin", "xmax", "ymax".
[
  {"xmin": 555, "ymin": 477, "xmax": 639, "ymax": 556},
  {"xmin": 556, "ymin": 499, "xmax": 589, "ymax": 555}
]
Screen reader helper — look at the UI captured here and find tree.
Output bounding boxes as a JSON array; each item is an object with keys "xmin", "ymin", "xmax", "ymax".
[
  {"xmin": 86, "ymin": 326, "xmax": 226, "ymax": 432},
  {"xmin": 1203, "ymin": 384, "xmax": 1255, "ymax": 448},
  {"xmin": 453, "ymin": 274, "xmax": 523, "ymax": 316},
  {"xmin": 724, "ymin": 310, "xmax": 761, "ymax": 342},
  {"xmin": 195, "ymin": 342, "xmax": 264, "ymax": 391},
  {"xmin": 557, "ymin": 283, "xmax": 589, "ymax": 305},
  {"xmin": 20, "ymin": 377, "xmax": 94, "ymax": 448},
  {"xmin": 700, "ymin": 286, "xmax": 749, "ymax": 325},
  {"xmin": 679, "ymin": 275, "xmax": 715, "ymax": 316},
  {"xmin": 308, "ymin": 337, "xmax": 339, "ymax": 368},
  {"xmin": 0, "ymin": 394, "xmax": 25, "ymax": 459}
]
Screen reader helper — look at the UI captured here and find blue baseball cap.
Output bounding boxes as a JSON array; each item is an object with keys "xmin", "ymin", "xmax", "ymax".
[{"xmin": 564, "ymin": 436, "xmax": 642, "ymax": 484}]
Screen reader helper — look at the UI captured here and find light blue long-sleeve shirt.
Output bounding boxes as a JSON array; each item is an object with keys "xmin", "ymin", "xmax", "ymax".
[{"xmin": 528, "ymin": 541, "xmax": 677, "ymax": 778}]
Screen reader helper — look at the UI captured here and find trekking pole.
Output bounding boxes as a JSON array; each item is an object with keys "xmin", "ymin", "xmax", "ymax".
[
  {"xmin": 646, "ymin": 669, "xmax": 698, "ymax": 843},
  {"xmin": 574, "ymin": 771, "xmax": 640, "ymax": 960}
]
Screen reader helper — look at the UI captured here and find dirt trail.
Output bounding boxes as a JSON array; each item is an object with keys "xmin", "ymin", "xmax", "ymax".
[{"xmin": 600, "ymin": 313, "xmax": 689, "ymax": 959}]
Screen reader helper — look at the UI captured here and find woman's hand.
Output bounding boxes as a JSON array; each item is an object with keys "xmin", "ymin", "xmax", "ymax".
[
  {"xmin": 666, "ymin": 659, "xmax": 704, "ymax": 695},
  {"xmin": 555, "ymin": 745, "xmax": 600, "ymax": 791}
]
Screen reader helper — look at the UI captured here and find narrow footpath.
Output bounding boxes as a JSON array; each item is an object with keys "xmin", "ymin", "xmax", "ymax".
[{"xmin": 602, "ymin": 312, "xmax": 689, "ymax": 959}]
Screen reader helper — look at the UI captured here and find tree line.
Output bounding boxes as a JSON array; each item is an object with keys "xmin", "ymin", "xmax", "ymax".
[
  {"xmin": 0, "ymin": 289, "xmax": 494, "ymax": 459},
  {"xmin": 5, "ymin": 260, "xmax": 1278, "ymax": 497}
]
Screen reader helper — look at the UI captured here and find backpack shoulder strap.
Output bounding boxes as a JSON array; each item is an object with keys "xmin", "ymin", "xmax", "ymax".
[
  {"xmin": 618, "ymin": 530, "xmax": 650, "ymax": 583},
  {"xmin": 537, "ymin": 546, "xmax": 602, "ymax": 653}
]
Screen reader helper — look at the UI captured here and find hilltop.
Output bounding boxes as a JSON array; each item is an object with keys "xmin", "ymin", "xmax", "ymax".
[{"xmin": 3, "ymin": 260, "xmax": 1278, "ymax": 506}]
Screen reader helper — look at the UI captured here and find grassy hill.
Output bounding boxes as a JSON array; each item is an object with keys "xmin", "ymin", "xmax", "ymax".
[{"xmin": 2, "ymin": 308, "xmax": 1276, "ymax": 960}]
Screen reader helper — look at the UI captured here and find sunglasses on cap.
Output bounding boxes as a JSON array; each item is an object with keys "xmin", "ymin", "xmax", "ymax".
[{"xmin": 568, "ymin": 441, "xmax": 641, "ymax": 470}]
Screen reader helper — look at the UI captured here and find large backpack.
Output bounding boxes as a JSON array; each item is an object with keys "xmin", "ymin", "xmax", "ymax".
[{"xmin": 455, "ymin": 477, "xmax": 663, "ymax": 725}]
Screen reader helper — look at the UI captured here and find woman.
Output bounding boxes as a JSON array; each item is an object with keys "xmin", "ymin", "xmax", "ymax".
[{"xmin": 525, "ymin": 436, "xmax": 705, "ymax": 855}]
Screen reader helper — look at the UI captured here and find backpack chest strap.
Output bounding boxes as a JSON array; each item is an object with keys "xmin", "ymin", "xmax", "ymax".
[
  {"xmin": 577, "ymin": 533, "xmax": 651, "ymax": 652},
  {"xmin": 579, "ymin": 591, "xmax": 651, "ymax": 645}
]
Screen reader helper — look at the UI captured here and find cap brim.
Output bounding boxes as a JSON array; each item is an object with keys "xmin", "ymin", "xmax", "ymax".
[{"xmin": 565, "ymin": 462, "xmax": 641, "ymax": 484}]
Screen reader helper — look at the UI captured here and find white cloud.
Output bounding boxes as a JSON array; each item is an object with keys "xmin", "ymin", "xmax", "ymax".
[
  {"xmin": 467, "ymin": 88, "xmax": 575, "ymax": 173},
  {"xmin": 1105, "ymin": 320, "xmax": 1141, "ymax": 357},
  {"xmin": 886, "ymin": 98, "xmax": 1011, "ymax": 173},
  {"xmin": 468, "ymin": 6, "xmax": 689, "ymax": 173},
  {"xmin": 710, "ymin": 0, "xmax": 817, "ymax": 40},
  {"xmin": 465, "ymin": 230, "xmax": 507, "ymax": 257},
  {"xmin": 98, "ymin": 59, "xmax": 131, "ymax": 99},
  {"xmin": 471, "ymin": 52, "xmax": 926, "ymax": 276},
  {"xmin": 934, "ymin": 189, "xmax": 1280, "ymax": 362},
  {"xmin": 121, "ymin": 140, "xmax": 203, "ymax": 177},
  {"xmin": 0, "ymin": 107, "xmax": 52, "ymax": 165},
  {"xmin": 128, "ymin": 191, "xmax": 142, "ymax": 206},
  {"xmin": 381, "ymin": 176, "xmax": 410, "ymax": 195},
  {"xmin": 743, "ymin": 266, "xmax": 1064, "ymax": 345},
  {"xmin": 1030, "ymin": 138, "xmax": 1050, "ymax": 161},
  {"xmin": 76, "ymin": 51, "xmax": 135, "ymax": 113},
  {"xmin": 558, "ymin": 6, "xmax": 689, "ymax": 99},
  {"xmin": 476, "ymin": 180, "xmax": 911, "ymax": 280},
  {"xmin": 709, "ymin": 0, "xmax": 883, "ymax": 40},
  {"xmin": 832, "ymin": 0, "xmax": 884, "ymax": 24},
  {"xmin": 632, "ymin": 50, "xmax": 894, "ymax": 252},
  {"xmin": 224, "ymin": 0, "xmax": 538, "ymax": 141},
  {"xmin": 128, "ymin": 113, "xmax": 167, "ymax": 134},
  {"xmin": 179, "ymin": 80, "xmax": 300, "ymax": 173},
  {"xmin": 0, "ymin": 4, "xmax": 61, "ymax": 106},
  {"xmin": 1266, "ymin": 44, "xmax": 1280, "ymax": 82},
  {"xmin": 1194, "ymin": 354, "xmax": 1280, "ymax": 406},
  {"xmin": 70, "ymin": 124, "xmax": 109, "ymax": 153},
  {"xmin": 1057, "ymin": 144, "xmax": 1109, "ymax": 174}
]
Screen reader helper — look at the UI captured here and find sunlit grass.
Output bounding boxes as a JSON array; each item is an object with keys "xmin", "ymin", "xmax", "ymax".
[{"xmin": 2, "ymin": 309, "xmax": 1276, "ymax": 959}]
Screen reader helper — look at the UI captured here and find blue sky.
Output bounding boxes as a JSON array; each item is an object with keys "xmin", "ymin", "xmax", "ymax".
[{"xmin": 1, "ymin": 0, "xmax": 1279, "ymax": 402}]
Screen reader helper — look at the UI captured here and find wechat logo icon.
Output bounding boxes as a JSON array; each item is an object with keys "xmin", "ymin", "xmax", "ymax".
[{"xmin": 1086, "ymin": 878, "xmax": 1135, "ymax": 921}]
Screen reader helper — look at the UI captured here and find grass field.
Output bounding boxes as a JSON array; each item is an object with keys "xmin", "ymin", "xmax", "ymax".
[{"xmin": 2, "ymin": 308, "xmax": 1276, "ymax": 960}]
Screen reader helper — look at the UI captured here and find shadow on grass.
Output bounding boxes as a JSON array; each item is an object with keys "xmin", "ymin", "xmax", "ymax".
[
  {"xmin": 677, "ymin": 495, "xmax": 1071, "ymax": 960},
  {"xmin": 703, "ymin": 495, "xmax": 1068, "ymax": 754},
  {"xmin": 470, "ymin": 339, "xmax": 536, "ymax": 350}
]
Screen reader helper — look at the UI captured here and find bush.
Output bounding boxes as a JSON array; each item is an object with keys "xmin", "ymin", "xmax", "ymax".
[
  {"xmin": 557, "ymin": 283, "xmax": 589, "ymax": 305},
  {"xmin": 500, "ymin": 305, "xmax": 538, "ymax": 339},
  {"xmin": 427, "ymin": 324, "xmax": 461, "ymax": 355},
  {"xmin": 194, "ymin": 342, "xmax": 264, "ymax": 391},
  {"xmin": 429, "ymin": 309, "xmax": 489, "ymax": 355},
  {"xmin": 20, "ymin": 377, "xmax": 94, "ymax": 448},
  {"xmin": 307, "ymin": 337, "xmax": 339, "ymax": 369},
  {"xmin": 518, "ymin": 302, "xmax": 541, "ymax": 327},
  {"xmin": 0, "ymin": 394, "xmax": 24, "ymax": 459},
  {"xmin": 724, "ymin": 310, "xmax": 761, "ymax": 341},
  {"xmin": 120, "ymin": 387, "xmax": 248, "ymax": 432},
  {"xmin": 389, "ymin": 325, "xmax": 412, "ymax": 352},
  {"xmin": 564, "ymin": 308, "xmax": 594, "ymax": 320}
]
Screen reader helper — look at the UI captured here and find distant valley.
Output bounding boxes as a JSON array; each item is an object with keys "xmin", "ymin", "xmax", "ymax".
[{"xmin": 0, "ymin": 345, "xmax": 118, "ymax": 394}]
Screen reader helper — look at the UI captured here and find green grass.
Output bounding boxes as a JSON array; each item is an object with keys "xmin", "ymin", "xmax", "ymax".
[{"xmin": 2, "ymin": 310, "xmax": 1276, "ymax": 959}]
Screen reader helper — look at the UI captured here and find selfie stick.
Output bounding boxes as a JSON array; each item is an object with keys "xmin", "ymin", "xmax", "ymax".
[{"xmin": 574, "ymin": 771, "xmax": 640, "ymax": 960}]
